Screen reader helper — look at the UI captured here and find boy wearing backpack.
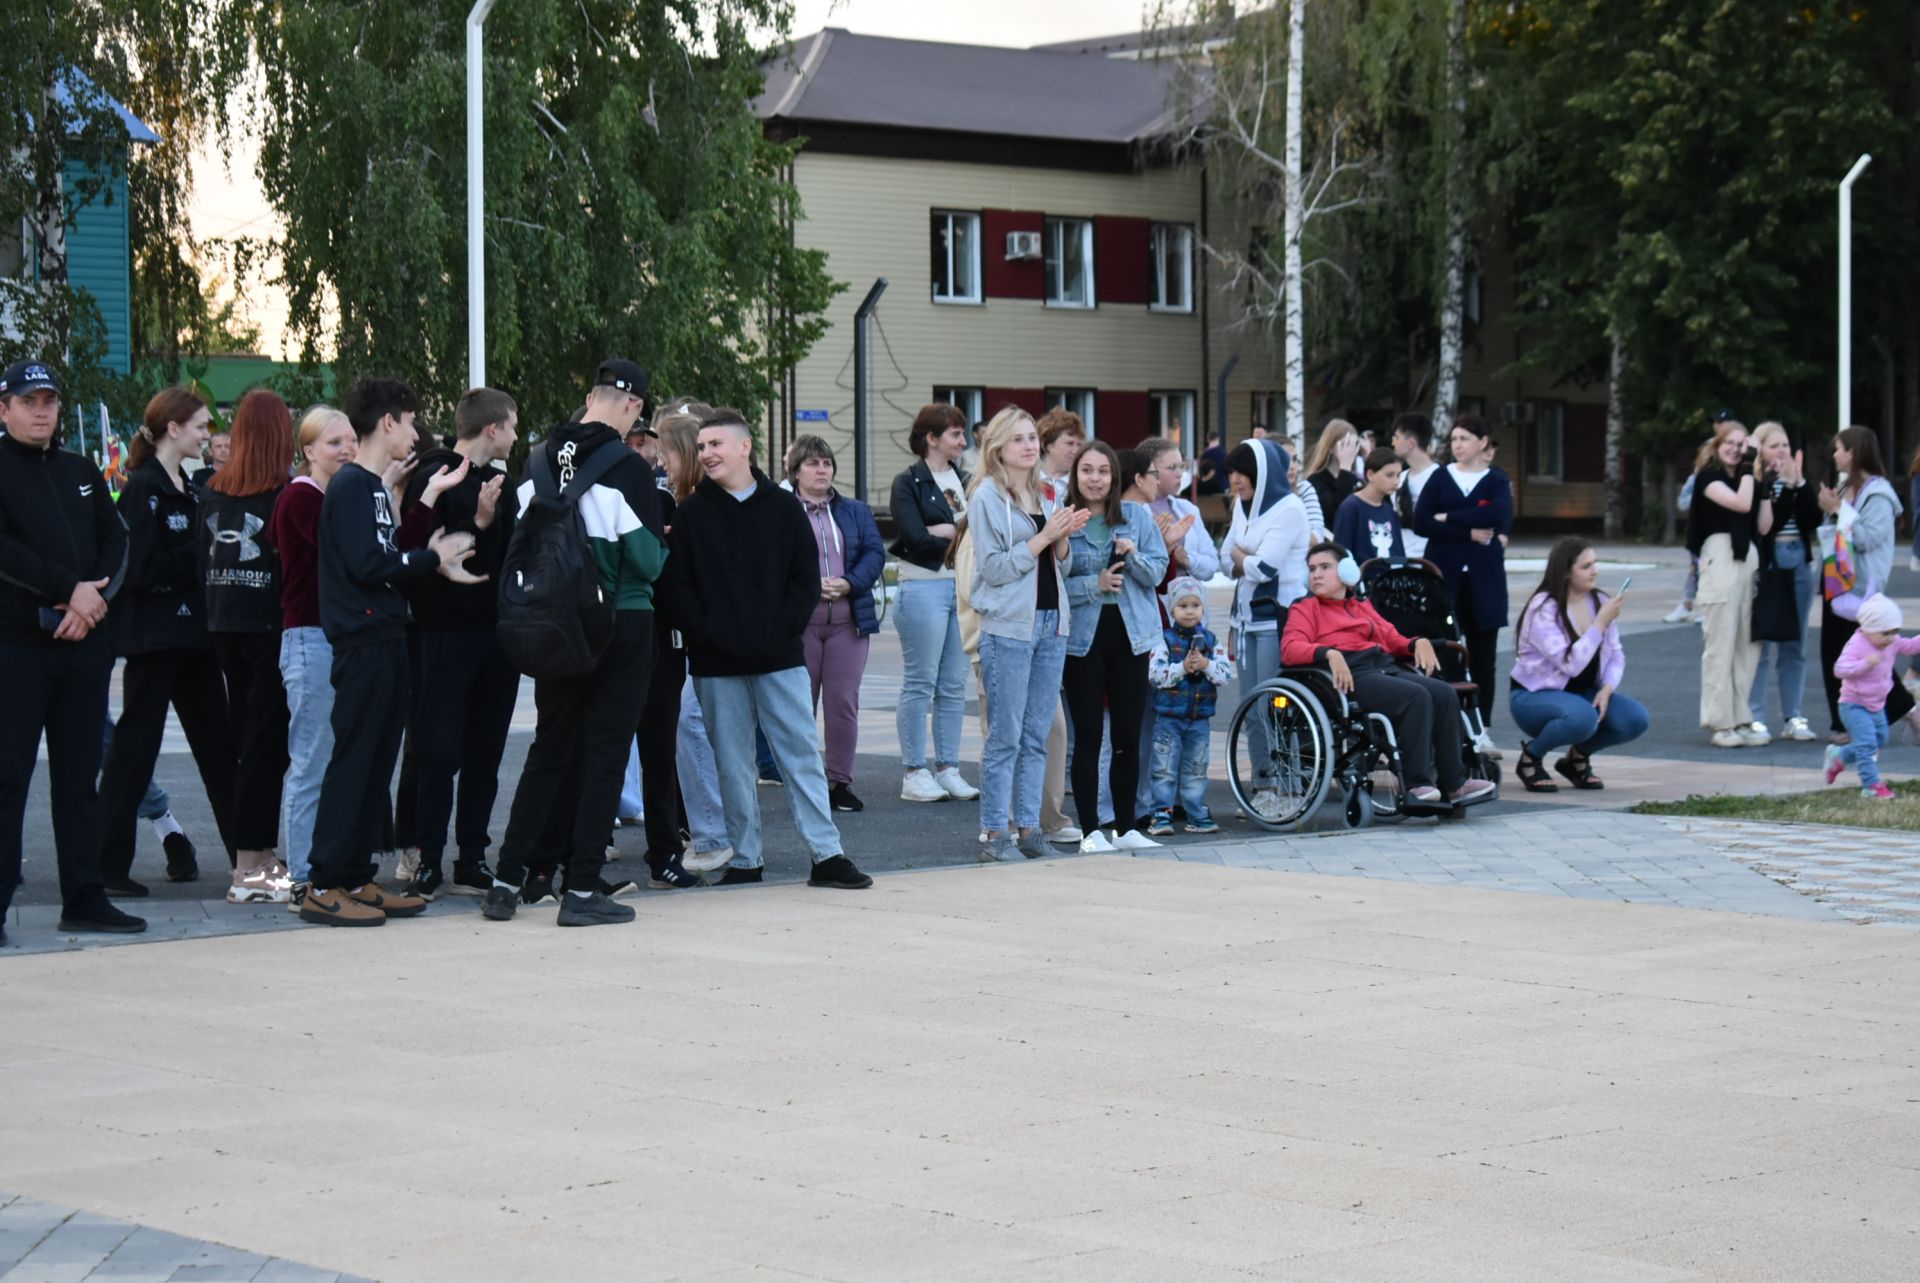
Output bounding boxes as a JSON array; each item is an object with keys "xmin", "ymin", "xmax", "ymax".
[
  {"xmin": 484, "ymin": 359, "xmax": 668, "ymax": 927},
  {"xmin": 397, "ymin": 387, "xmax": 521, "ymax": 900},
  {"xmin": 301, "ymin": 379, "xmax": 483, "ymax": 927}
]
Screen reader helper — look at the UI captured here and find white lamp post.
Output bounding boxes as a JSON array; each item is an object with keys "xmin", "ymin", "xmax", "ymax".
[
  {"xmin": 467, "ymin": 0, "xmax": 499, "ymax": 390},
  {"xmin": 1838, "ymin": 152, "xmax": 1871, "ymax": 432}
]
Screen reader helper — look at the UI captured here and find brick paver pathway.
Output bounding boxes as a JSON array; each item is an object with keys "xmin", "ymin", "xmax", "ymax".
[
  {"xmin": 1166, "ymin": 810, "xmax": 1871, "ymax": 924},
  {"xmin": 1649, "ymin": 815, "xmax": 1920, "ymax": 928},
  {"xmin": 0, "ymin": 1193, "xmax": 371, "ymax": 1283}
]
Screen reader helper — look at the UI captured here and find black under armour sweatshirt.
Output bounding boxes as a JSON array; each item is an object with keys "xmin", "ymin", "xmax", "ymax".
[
  {"xmin": 662, "ymin": 467, "xmax": 819, "ymax": 677},
  {"xmin": 316, "ymin": 460, "xmax": 441, "ymax": 649},
  {"xmin": 0, "ymin": 431, "xmax": 127, "ymax": 641}
]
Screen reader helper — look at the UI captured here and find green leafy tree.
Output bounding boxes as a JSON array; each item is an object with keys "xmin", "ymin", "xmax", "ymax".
[
  {"xmin": 1484, "ymin": 1, "xmax": 1897, "ymax": 532},
  {"xmin": 216, "ymin": 0, "xmax": 839, "ymax": 430}
]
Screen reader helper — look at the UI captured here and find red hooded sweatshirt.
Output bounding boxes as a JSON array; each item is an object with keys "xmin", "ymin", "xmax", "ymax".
[{"xmin": 1280, "ymin": 592, "xmax": 1417, "ymax": 667}]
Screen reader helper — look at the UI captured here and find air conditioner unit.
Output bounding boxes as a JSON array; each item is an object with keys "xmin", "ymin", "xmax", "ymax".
[
  {"xmin": 1502, "ymin": 400, "xmax": 1536, "ymax": 424},
  {"xmin": 1005, "ymin": 231, "xmax": 1043, "ymax": 261}
]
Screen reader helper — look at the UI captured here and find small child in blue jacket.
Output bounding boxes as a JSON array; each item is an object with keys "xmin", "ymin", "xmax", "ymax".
[{"xmin": 1146, "ymin": 577, "xmax": 1235, "ymax": 834}]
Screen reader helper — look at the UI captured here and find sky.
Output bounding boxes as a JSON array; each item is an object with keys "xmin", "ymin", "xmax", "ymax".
[{"xmin": 183, "ymin": 0, "xmax": 1151, "ymax": 358}]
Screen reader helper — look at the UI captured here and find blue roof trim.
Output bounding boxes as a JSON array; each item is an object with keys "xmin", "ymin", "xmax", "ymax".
[{"xmin": 52, "ymin": 69, "xmax": 161, "ymax": 145}]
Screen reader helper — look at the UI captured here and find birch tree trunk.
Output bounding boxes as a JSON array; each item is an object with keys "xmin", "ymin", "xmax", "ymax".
[
  {"xmin": 1604, "ymin": 331, "xmax": 1627, "ymax": 539},
  {"xmin": 1282, "ymin": 0, "xmax": 1306, "ymax": 445},
  {"xmin": 1431, "ymin": 0, "xmax": 1467, "ymax": 438},
  {"xmin": 33, "ymin": 69, "xmax": 71, "ymax": 360}
]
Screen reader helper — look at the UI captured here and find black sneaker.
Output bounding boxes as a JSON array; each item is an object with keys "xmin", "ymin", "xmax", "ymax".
[
  {"xmin": 717, "ymin": 866, "xmax": 763, "ymax": 885},
  {"xmin": 406, "ymin": 866, "xmax": 445, "ymax": 901},
  {"xmin": 482, "ymin": 884, "xmax": 519, "ymax": 921},
  {"xmin": 521, "ymin": 871, "xmax": 557, "ymax": 905},
  {"xmin": 758, "ymin": 766, "xmax": 784, "ymax": 787},
  {"xmin": 58, "ymin": 895, "xmax": 147, "ymax": 934},
  {"xmin": 829, "ymin": 783, "xmax": 865, "ymax": 813},
  {"xmin": 162, "ymin": 832, "xmax": 199, "ymax": 882},
  {"xmin": 807, "ymin": 856, "xmax": 872, "ymax": 890},
  {"xmin": 646, "ymin": 855, "xmax": 702, "ymax": 889},
  {"xmin": 449, "ymin": 861, "xmax": 495, "ymax": 897},
  {"xmin": 103, "ymin": 876, "xmax": 149, "ymax": 898},
  {"xmin": 598, "ymin": 872, "xmax": 642, "ymax": 897},
  {"xmin": 556, "ymin": 890, "xmax": 637, "ymax": 927}
]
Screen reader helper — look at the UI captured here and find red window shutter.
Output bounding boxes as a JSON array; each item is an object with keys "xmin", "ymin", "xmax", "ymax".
[
  {"xmin": 985, "ymin": 388, "xmax": 1047, "ymax": 419},
  {"xmin": 1095, "ymin": 391, "xmax": 1151, "ymax": 449},
  {"xmin": 1564, "ymin": 403, "xmax": 1607, "ymax": 482},
  {"xmin": 980, "ymin": 210, "xmax": 1045, "ymax": 301},
  {"xmin": 1095, "ymin": 217, "xmax": 1152, "ymax": 307}
]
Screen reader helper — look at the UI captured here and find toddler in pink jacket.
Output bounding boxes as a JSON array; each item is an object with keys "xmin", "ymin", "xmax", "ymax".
[{"xmin": 1826, "ymin": 594, "xmax": 1920, "ymax": 798}]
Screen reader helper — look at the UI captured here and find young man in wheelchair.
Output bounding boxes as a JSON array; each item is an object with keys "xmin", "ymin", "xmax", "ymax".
[{"xmin": 1281, "ymin": 542, "xmax": 1497, "ymax": 810}]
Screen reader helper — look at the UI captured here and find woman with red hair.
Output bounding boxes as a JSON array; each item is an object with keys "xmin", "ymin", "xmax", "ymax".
[{"xmin": 203, "ymin": 388, "xmax": 297, "ymax": 902}]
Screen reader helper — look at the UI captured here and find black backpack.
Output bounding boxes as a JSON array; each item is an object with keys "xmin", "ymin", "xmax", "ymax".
[{"xmin": 496, "ymin": 439, "xmax": 627, "ymax": 680}]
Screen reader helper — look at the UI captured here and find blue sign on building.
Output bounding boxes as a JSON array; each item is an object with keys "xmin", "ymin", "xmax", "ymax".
[{"xmin": 795, "ymin": 409, "xmax": 830, "ymax": 422}]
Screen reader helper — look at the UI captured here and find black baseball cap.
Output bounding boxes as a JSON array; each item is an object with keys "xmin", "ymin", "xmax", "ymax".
[
  {"xmin": 1711, "ymin": 406, "xmax": 1738, "ymax": 423},
  {"xmin": 625, "ymin": 422, "xmax": 656, "ymax": 440},
  {"xmin": 0, "ymin": 360, "xmax": 60, "ymax": 398},
  {"xmin": 593, "ymin": 359, "xmax": 649, "ymax": 397}
]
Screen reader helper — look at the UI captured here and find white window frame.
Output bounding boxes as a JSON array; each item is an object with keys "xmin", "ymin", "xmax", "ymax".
[
  {"xmin": 1529, "ymin": 400, "xmax": 1565, "ymax": 483},
  {"xmin": 931, "ymin": 386, "xmax": 984, "ymax": 426},
  {"xmin": 1149, "ymin": 390, "xmax": 1199, "ymax": 457},
  {"xmin": 1044, "ymin": 217, "xmax": 1095, "ymax": 309},
  {"xmin": 1045, "ymin": 388, "xmax": 1097, "ymax": 437},
  {"xmin": 1148, "ymin": 224, "xmax": 1194, "ymax": 313},
  {"xmin": 930, "ymin": 210, "xmax": 982, "ymax": 305}
]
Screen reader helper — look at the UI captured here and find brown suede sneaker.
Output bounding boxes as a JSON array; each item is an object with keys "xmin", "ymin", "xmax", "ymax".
[
  {"xmin": 298, "ymin": 885, "xmax": 386, "ymax": 927},
  {"xmin": 348, "ymin": 884, "xmax": 426, "ymax": 918}
]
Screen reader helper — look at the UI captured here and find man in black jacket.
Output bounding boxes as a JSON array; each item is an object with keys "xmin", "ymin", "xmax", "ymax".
[
  {"xmin": 398, "ymin": 387, "xmax": 520, "ymax": 900},
  {"xmin": 0, "ymin": 360, "xmax": 143, "ymax": 938},
  {"xmin": 661, "ymin": 408, "xmax": 871, "ymax": 890},
  {"xmin": 300, "ymin": 378, "xmax": 480, "ymax": 928}
]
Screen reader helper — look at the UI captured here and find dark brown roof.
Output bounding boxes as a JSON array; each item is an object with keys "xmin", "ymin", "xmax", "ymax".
[{"xmin": 757, "ymin": 29, "xmax": 1180, "ymax": 147}]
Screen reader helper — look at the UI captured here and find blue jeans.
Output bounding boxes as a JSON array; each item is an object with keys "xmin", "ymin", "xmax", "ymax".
[
  {"xmin": 1839, "ymin": 702, "xmax": 1889, "ymax": 788},
  {"xmin": 978, "ymin": 612, "xmax": 1068, "ymax": 833},
  {"xmin": 1509, "ymin": 686, "xmax": 1651, "ymax": 758},
  {"xmin": 100, "ymin": 719, "xmax": 169, "ymax": 821},
  {"xmin": 694, "ymin": 666, "xmax": 843, "ymax": 869},
  {"xmin": 894, "ymin": 577, "xmax": 969, "ymax": 770},
  {"xmin": 278, "ymin": 626, "xmax": 335, "ymax": 883},
  {"xmin": 1235, "ymin": 628, "xmax": 1281, "ymax": 786},
  {"xmin": 1751, "ymin": 542, "xmax": 1814, "ymax": 724},
  {"xmin": 674, "ymin": 674, "xmax": 729, "ymax": 855},
  {"xmin": 1150, "ymin": 716, "xmax": 1213, "ymax": 822}
]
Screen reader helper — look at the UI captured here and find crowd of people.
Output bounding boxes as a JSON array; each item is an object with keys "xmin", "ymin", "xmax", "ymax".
[{"xmin": 5, "ymin": 352, "xmax": 1912, "ymax": 944}]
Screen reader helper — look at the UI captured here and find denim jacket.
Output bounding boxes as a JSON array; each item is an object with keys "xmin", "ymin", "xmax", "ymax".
[
  {"xmin": 1065, "ymin": 500, "xmax": 1169, "ymax": 657},
  {"xmin": 968, "ymin": 475, "xmax": 1070, "ymax": 642}
]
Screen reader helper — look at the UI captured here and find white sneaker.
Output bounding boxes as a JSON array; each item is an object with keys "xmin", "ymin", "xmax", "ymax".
[
  {"xmin": 1782, "ymin": 717, "xmax": 1817, "ymax": 741},
  {"xmin": 900, "ymin": 769, "xmax": 947, "ymax": 803},
  {"xmin": 1247, "ymin": 789, "xmax": 1285, "ymax": 820},
  {"xmin": 1739, "ymin": 723, "xmax": 1772, "ymax": 747},
  {"xmin": 682, "ymin": 846, "xmax": 735, "ymax": 874},
  {"xmin": 1472, "ymin": 729, "xmax": 1504, "ymax": 760},
  {"xmin": 933, "ymin": 767, "xmax": 979, "ymax": 800},
  {"xmin": 1112, "ymin": 830, "xmax": 1163, "ymax": 851},
  {"xmin": 394, "ymin": 848, "xmax": 421, "ymax": 883},
  {"xmin": 1045, "ymin": 825, "xmax": 1083, "ymax": 845},
  {"xmin": 1662, "ymin": 603, "xmax": 1693, "ymax": 624},
  {"xmin": 1079, "ymin": 831, "xmax": 1118, "ymax": 853},
  {"xmin": 1711, "ymin": 728, "xmax": 1747, "ymax": 749}
]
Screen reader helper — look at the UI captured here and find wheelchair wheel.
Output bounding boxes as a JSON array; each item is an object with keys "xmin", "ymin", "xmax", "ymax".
[
  {"xmin": 1227, "ymin": 677, "xmax": 1334, "ymax": 832},
  {"xmin": 1471, "ymin": 754, "xmax": 1501, "ymax": 789},
  {"xmin": 1365, "ymin": 768, "xmax": 1407, "ymax": 822},
  {"xmin": 1343, "ymin": 785, "xmax": 1375, "ymax": 829}
]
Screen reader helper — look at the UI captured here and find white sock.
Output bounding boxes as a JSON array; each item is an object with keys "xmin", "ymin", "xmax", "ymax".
[
  {"xmin": 151, "ymin": 812, "xmax": 183, "ymax": 840},
  {"xmin": 568, "ymin": 888, "xmax": 593, "ymax": 899},
  {"xmin": 492, "ymin": 878, "xmax": 517, "ymax": 892}
]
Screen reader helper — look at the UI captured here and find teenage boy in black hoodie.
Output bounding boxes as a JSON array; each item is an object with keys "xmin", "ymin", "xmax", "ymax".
[
  {"xmin": 483, "ymin": 359, "xmax": 668, "ymax": 928},
  {"xmin": 300, "ymin": 379, "xmax": 481, "ymax": 927},
  {"xmin": 0, "ymin": 361, "xmax": 143, "ymax": 939},
  {"xmin": 661, "ymin": 408, "xmax": 871, "ymax": 890},
  {"xmin": 397, "ymin": 387, "xmax": 520, "ymax": 899}
]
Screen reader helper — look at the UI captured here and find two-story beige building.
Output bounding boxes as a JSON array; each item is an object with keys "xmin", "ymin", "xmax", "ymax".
[{"xmin": 758, "ymin": 28, "xmax": 1608, "ymax": 526}]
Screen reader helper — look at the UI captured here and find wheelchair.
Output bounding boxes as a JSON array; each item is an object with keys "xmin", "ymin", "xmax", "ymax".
[{"xmin": 1223, "ymin": 558, "xmax": 1499, "ymax": 833}]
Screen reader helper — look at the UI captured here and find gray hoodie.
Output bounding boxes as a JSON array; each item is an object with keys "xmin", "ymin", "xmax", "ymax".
[
  {"xmin": 1832, "ymin": 473, "xmax": 1904, "ymax": 593},
  {"xmin": 968, "ymin": 475, "xmax": 1071, "ymax": 643}
]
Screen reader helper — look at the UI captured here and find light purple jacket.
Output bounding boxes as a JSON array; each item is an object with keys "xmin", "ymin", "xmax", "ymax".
[{"xmin": 1510, "ymin": 591, "xmax": 1625, "ymax": 692}]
